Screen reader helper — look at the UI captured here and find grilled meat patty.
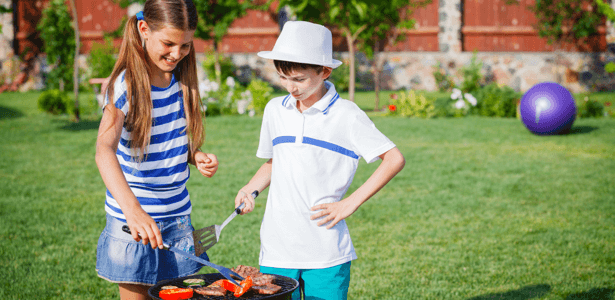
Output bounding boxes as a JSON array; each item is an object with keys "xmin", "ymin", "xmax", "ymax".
[
  {"xmin": 232, "ymin": 265, "xmax": 276, "ymax": 285},
  {"xmin": 194, "ymin": 280, "xmax": 227, "ymax": 297},
  {"xmin": 252, "ymin": 283, "xmax": 282, "ymax": 295}
]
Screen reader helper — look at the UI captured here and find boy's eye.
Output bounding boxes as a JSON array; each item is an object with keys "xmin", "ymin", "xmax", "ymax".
[{"xmin": 164, "ymin": 42, "xmax": 172, "ymax": 46}]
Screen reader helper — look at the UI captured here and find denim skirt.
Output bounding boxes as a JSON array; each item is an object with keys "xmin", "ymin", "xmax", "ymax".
[{"xmin": 96, "ymin": 213, "xmax": 209, "ymax": 285}]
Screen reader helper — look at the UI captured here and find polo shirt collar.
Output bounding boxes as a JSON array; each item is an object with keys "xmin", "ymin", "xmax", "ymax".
[{"xmin": 282, "ymin": 81, "xmax": 340, "ymax": 115}]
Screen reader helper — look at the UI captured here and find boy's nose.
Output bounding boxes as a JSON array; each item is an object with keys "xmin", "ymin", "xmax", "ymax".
[{"xmin": 285, "ymin": 81, "xmax": 297, "ymax": 93}]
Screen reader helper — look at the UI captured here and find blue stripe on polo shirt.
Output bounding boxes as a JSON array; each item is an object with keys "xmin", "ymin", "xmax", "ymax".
[
  {"xmin": 273, "ymin": 136, "xmax": 296, "ymax": 146},
  {"xmin": 322, "ymin": 93, "xmax": 339, "ymax": 115},
  {"xmin": 282, "ymin": 95, "xmax": 291, "ymax": 106},
  {"xmin": 302, "ymin": 137, "xmax": 359, "ymax": 159}
]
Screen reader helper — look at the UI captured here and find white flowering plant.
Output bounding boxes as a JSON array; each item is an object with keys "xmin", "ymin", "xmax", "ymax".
[
  {"xmin": 199, "ymin": 76, "xmax": 254, "ymax": 116},
  {"xmin": 448, "ymin": 87, "xmax": 478, "ymax": 117}
]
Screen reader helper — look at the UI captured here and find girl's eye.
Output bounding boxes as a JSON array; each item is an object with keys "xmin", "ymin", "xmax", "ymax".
[
  {"xmin": 164, "ymin": 43, "xmax": 172, "ymax": 47},
  {"xmin": 182, "ymin": 44, "xmax": 190, "ymax": 49}
]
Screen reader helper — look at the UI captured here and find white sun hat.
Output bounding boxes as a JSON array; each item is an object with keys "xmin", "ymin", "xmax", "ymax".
[{"xmin": 257, "ymin": 21, "xmax": 342, "ymax": 69}]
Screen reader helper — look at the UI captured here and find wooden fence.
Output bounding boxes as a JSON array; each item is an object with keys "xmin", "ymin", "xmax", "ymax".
[{"xmin": 12, "ymin": 0, "xmax": 607, "ymax": 56}]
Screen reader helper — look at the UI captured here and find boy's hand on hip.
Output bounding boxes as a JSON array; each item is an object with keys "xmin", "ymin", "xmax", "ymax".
[
  {"xmin": 195, "ymin": 152, "xmax": 218, "ymax": 178},
  {"xmin": 310, "ymin": 198, "xmax": 359, "ymax": 229}
]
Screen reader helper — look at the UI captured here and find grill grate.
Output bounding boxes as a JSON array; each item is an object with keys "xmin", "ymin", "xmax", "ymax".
[{"xmin": 149, "ymin": 273, "xmax": 299, "ymax": 300}]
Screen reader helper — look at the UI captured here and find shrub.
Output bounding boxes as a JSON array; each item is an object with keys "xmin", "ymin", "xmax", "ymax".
[
  {"xmin": 475, "ymin": 83, "xmax": 521, "ymax": 118},
  {"xmin": 246, "ymin": 78, "xmax": 273, "ymax": 115},
  {"xmin": 38, "ymin": 89, "xmax": 70, "ymax": 114},
  {"xmin": 387, "ymin": 90, "xmax": 436, "ymax": 118},
  {"xmin": 577, "ymin": 95, "xmax": 604, "ymax": 118},
  {"xmin": 459, "ymin": 52, "xmax": 483, "ymax": 95},
  {"xmin": 38, "ymin": 0, "xmax": 75, "ymax": 91},
  {"xmin": 87, "ymin": 37, "xmax": 116, "ymax": 80},
  {"xmin": 202, "ymin": 52, "xmax": 234, "ymax": 82},
  {"xmin": 432, "ymin": 62, "xmax": 455, "ymax": 92},
  {"xmin": 200, "ymin": 76, "xmax": 251, "ymax": 116}
]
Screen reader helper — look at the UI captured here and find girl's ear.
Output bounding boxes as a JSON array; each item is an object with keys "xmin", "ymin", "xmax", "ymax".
[{"xmin": 137, "ymin": 20, "xmax": 149, "ymax": 40}]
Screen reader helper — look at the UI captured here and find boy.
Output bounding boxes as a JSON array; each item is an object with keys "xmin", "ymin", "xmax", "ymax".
[{"xmin": 235, "ymin": 21, "xmax": 405, "ymax": 300}]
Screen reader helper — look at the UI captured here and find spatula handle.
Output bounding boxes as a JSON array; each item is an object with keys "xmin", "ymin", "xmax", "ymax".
[{"xmin": 235, "ymin": 190, "xmax": 259, "ymax": 214}]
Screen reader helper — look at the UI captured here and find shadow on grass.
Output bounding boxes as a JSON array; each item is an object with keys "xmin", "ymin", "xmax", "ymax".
[
  {"xmin": 58, "ymin": 120, "xmax": 100, "ymax": 131},
  {"xmin": 467, "ymin": 284, "xmax": 551, "ymax": 300},
  {"xmin": 566, "ymin": 287, "xmax": 614, "ymax": 300},
  {"xmin": 0, "ymin": 105, "xmax": 24, "ymax": 119},
  {"xmin": 569, "ymin": 126, "xmax": 598, "ymax": 135}
]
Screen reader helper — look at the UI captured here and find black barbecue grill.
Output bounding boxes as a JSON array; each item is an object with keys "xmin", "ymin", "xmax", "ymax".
[{"xmin": 148, "ymin": 273, "xmax": 299, "ymax": 300}]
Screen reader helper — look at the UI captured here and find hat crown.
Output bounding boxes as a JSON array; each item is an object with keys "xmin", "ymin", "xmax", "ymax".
[
  {"xmin": 274, "ymin": 21, "xmax": 331, "ymax": 65},
  {"xmin": 257, "ymin": 21, "xmax": 342, "ymax": 68}
]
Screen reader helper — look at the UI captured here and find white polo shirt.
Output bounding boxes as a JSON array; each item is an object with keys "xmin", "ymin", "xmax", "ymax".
[{"xmin": 257, "ymin": 82, "xmax": 396, "ymax": 269}]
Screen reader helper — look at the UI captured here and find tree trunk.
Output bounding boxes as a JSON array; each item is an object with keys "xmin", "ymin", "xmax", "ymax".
[
  {"xmin": 213, "ymin": 42, "xmax": 222, "ymax": 86},
  {"xmin": 373, "ymin": 39, "xmax": 381, "ymax": 111},
  {"xmin": 342, "ymin": 25, "xmax": 367, "ymax": 103},
  {"xmin": 344, "ymin": 31, "xmax": 356, "ymax": 102},
  {"xmin": 69, "ymin": 0, "xmax": 80, "ymax": 122}
]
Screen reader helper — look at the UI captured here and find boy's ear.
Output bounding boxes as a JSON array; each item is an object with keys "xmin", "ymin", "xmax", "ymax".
[{"xmin": 322, "ymin": 67, "xmax": 333, "ymax": 79}]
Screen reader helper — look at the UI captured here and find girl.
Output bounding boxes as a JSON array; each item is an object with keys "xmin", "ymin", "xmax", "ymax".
[{"xmin": 95, "ymin": 0, "xmax": 216, "ymax": 299}]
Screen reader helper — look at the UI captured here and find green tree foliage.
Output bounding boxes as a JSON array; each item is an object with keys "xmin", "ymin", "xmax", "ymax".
[
  {"xmin": 38, "ymin": 0, "xmax": 76, "ymax": 91},
  {"xmin": 192, "ymin": 0, "xmax": 259, "ymax": 85},
  {"xmin": 277, "ymin": 0, "xmax": 373, "ymax": 102},
  {"xmin": 280, "ymin": 0, "xmax": 429, "ymax": 109},
  {"xmin": 531, "ymin": 0, "xmax": 607, "ymax": 46}
]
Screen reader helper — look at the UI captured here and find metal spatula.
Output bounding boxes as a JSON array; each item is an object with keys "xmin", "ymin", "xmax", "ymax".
[{"xmin": 193, "ymin": 190, "xmax": 259, "ymax": 256}]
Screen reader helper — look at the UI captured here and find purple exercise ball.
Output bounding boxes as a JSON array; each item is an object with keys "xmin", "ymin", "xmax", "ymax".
[{"xmin": 519, "ymin": 82, "xmax": 577, "ymax": 135}]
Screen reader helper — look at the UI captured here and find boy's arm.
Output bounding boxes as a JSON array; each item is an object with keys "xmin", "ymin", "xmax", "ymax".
[
  {"xmin": 235, "ymin": 159, "xmax": 273, "ymax": 214},
  {"xmin": 311, "ymin": 147, "xmax": 405, "ymax": 229},
  {"xmin": 95, "ymin": 105, "xmax": 163, "ymax": 249}
]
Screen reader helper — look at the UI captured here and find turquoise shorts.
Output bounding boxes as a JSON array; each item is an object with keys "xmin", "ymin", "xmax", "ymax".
[{"xmin": 260, "ymin": 262, "xmax": 351, "ymax": 300}]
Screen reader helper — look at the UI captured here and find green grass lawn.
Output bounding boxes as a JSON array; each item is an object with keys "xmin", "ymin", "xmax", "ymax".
[{"xmin": 1, "ymin": 91, "xmax": 614, "ymax": 299}]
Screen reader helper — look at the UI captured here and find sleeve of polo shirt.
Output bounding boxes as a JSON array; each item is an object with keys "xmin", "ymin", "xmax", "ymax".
[
  {"xmin": 103, "ymin": 73, "xmax": 129, "ymax": 116},
  {"xmin": 256, "ymin": 102, "xmax": 274, "ymax": 159},
  {"xmin": 350, "ymin": 110, "xmax": 396, "ymax": 164}
]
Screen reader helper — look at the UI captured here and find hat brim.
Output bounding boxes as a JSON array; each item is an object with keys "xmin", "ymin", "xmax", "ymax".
[{"xmin": 257, "ymin": 51, "xmax": 342, "ymax": 69}]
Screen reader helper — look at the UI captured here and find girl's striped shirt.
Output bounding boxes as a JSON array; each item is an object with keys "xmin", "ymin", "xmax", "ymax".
[{"xmin": 103, "ymin": 70, "xmax": 191, "ymax": 222}]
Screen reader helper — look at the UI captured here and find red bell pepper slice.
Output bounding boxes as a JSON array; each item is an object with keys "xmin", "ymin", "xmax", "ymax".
[
  {"xmin": 159, "ymin": 288, "xmax": 193, "ymax": 300},
  {"xmin": 233, "ymin": 276, "xmax": 253, "ymax": 297},
  {"xmin": 220, "ymin": 276, "xmax": 253, "ymax": 297}
]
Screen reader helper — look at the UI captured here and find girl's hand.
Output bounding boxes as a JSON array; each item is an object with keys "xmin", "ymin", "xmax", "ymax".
[
  {"xmin": 235, "ymin": 189, "xmax": 256, "ymax": 215},
  {"xmin": 125, "ymin": 209, "xmax": 163, "ymax": 249},
  {"xmin": 195, "ymin": 152, "xmax": 218, "ymax": 178},
  {"xmin": 310, "ymin": 198, "xmax": 360, "ymax": 229}
]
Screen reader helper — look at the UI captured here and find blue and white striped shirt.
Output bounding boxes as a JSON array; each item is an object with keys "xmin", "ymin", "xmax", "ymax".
[{"xmin": 104, "ymin": 70, "xmax": 191, "ymax": 222}]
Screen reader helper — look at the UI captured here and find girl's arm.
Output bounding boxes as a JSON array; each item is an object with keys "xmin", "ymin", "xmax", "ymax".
[
  {"xmin": 95, "ymin": 105, "xmax": 163, "ymax": 249},
  {"xmin": 310, "ymin": 147, "xmax": 406, "ymax": 229},
  {"xmin": 234, "ymin": 159, "xmax": 273, "ymax": 214}
]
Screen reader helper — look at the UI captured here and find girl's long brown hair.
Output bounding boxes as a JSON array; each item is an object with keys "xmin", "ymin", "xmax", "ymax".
[{"xmin": 105, "ymin": 0, "xmax": 203, "ymax": 164}]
